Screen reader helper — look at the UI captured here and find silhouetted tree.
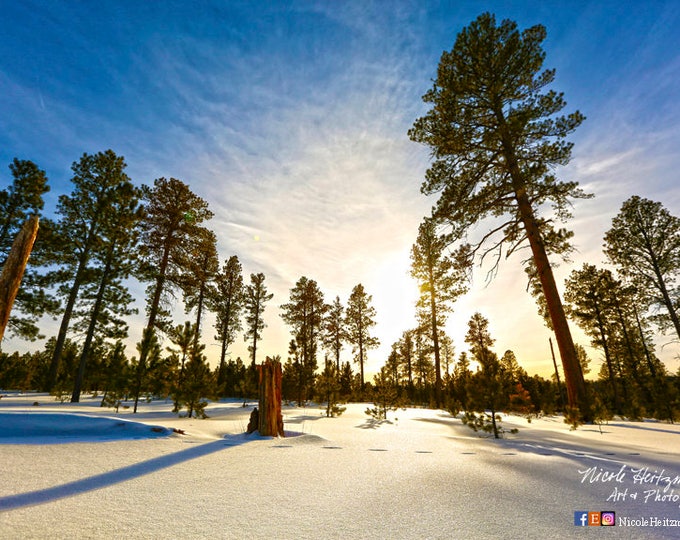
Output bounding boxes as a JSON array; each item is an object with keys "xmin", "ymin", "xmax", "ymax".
[
  {"xmin": 323, "ymin": 296, "xmax": 345, "ymax": 372},
  {"xmin": 46, "ymin": 150, "xmax": 134, "ymax": 392},
  {"xmin": 345, "ymin": 283, "xmax": 379, "ymax": 391},
  {"xmin": 409, "ymin": 12, "xmax": 591, "ymax": 419},
  {"xmin": 280, "ymin": 276, "xmax": 325, "ymax": 403},
  {"xmin": 0, "ymin": 158, "xmax": 54, "ymax": 340},
  {"xmin": 411, "ymin": 218, "xmax": 469, "ymax": 407},
  {"xmin": 134, "ymin": 177, "xmax": 212, "ymax": 412},
  {"xmin": 209, "ymin": 255, "xmax": 244, "ymax": 393},
  {"xmin": 604, "ymin": 196, "xmax": 680, "ymax": 341},
  {"xmin": 243, "ymin": 272, "xmax": 273, "ymax": 365}
]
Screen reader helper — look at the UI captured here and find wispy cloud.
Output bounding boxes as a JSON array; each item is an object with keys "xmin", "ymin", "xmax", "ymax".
[{"xmin": 2, "ymin": 1, "xmax": 679, "ymax": 377}]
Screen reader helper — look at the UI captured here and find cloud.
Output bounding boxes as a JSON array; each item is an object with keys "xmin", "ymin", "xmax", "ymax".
[{"xmin": 2, "ymin": 1, "xmax": 679, "ymax": 379}]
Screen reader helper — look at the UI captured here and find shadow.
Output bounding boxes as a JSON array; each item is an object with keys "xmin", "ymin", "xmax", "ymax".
[
  {"xmin": 0, "ymin": 413, "xmax": 173, "ymax": 444},
  {"xmin": 606, "ymin": 422, "xmax": 680, "ymax": 436},
  {"xmin": 414, "ymin": 416, "xmax": 459, "ymax": 427},
  {"xmin": 356, "ymin": 418, "xmax": 393, "ymax": 430},
  {"xmin": 284, "ymin": 414, "xmax": 324, "ymax": 424},
  {"xmin": 0, "ymin": 436, "xmax": 246, "ymax": 512}
]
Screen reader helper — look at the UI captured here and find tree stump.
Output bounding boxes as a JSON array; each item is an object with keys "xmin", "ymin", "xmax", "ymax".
[
  {"xmin": 0, "ymin": 215, "xmax": 39, "ymax": 342},
  {"xmin": 257, "ymin": 357, "xmax": 284, "ymax": 437}
]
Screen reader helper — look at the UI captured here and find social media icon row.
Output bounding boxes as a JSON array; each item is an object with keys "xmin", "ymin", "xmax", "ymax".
[{"xmin": 574, "ymin": 511, "xmax": 616, "ymax": 526}]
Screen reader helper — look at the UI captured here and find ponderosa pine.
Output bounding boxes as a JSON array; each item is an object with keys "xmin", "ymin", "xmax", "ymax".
[{"xmin": 409, "ymin": 13, "xmax": 590, "ymax": 420}]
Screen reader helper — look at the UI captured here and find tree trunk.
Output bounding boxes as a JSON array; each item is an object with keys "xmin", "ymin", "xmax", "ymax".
[
  {"xmin": 46, "ymin": 239, "xmax": 94, "ymax": 391},
  {"xmin": 549, "ymin": 338, "xmax": 566, "ymax": 411},
  {"xmin": 429, "ymin": 281, "xmax": 442, "ymax": 408},
  {"xmin": 217, "ymin": 296, "xmax": 232, "ymax": 388},
  {"xmin": 358, "ymin": 308, "xmax": 365, "ymax": 391},
  {"xmin": 257, "ymin": 357, "xmax": 284, "ymax": 437},
  {"xmin": 515, "ymin": 189, "xmax": 590, "ymax": 419},
  {"xmin": 0, "ymin": 215, "xmax": 39, "ymax": 342},
  {"xmin": 496, "ymin": 110, "xmax": 590, "ymax": 421},
  {"xmin": 71, "ymin": 248, "xmax": 114, "ymax": 402},
  {"xmin": 133, "ymin": 238, "xmax": 172, "ymax": 412}
]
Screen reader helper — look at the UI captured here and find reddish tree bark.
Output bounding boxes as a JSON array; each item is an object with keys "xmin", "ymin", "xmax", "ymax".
[
  {"xmin": 257, "ymin": 357, "xmax": 284, "ymax": 437},
  {"xmin": 0, "ymin": 215, "xmax": 39, "ymax": 342}
]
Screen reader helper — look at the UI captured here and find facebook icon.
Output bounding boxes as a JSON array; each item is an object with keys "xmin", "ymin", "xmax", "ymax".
[{"xmin": 574, "ymin": 511, "xmax": 589, "ymax": 526}]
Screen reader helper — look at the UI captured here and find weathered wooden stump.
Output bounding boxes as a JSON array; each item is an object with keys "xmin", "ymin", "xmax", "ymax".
[
  {"xmin": 257, "ymin": 357, "xmax": 284, "ymax": 437},
  {"xmin": 0, "ymin": 215, "xmax": 39, "ymax": 342}
]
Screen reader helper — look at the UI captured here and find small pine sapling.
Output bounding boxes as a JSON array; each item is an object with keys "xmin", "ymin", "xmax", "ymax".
[
  {"xmin": 592, "ymin": 396, "xmax": 613, "ymax": 434},
  {"xmin": 365, "ymin": 366, "xmax": 403, "ymax": 421},
  {"xmin": 461, "ymin": 411, "xmax": 518, "ymax": 438},
  {"xmin": 316, "ymin": 360, "xmax": 346, "ymax": 417},
  {"xmin": 172, "ymin": 343, "xmax": 213, "ymax": 419},
  {"xmin": 564, "ymin": 406, "xmax": 582, "ymax": 431}
]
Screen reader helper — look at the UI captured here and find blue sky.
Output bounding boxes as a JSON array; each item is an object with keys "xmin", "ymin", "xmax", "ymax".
[{"xmin": 2, "ymin": 1, "xmax": 680, "ymax": 378}]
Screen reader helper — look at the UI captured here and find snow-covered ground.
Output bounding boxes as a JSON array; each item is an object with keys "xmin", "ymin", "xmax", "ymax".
[{"xmin": 1, "ymin": 393, "xmax": 679, "ymax": 539}]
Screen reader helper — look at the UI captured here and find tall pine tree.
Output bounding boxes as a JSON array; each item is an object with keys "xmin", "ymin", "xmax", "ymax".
[
  {"xmin": 133, "ymin": 177, "xmax": 213, "ymax": 412},
  {"xmin": 280, "ymin": 276, "xmax": 326, "ymax": 403},
  {"xmin": 345, "ymin": 283, "xmax": 379, "ymax": 391},
  {"xmin": 243, "ymin": 272, "xmax": 273, "ymax": 365},
  {"xmin": 71, "ymin": 180, "xmax": 142, "ymax": 402},
  {"xmin": 604, "ymin": 196, "xmax": 680, "ymax": 342},
  {"xmin": 209, "ymin": 255, "xmax": 244, "ymax": 393},
  {"xmin": 409, "ymin": 12, "xmax": 591, "ymax": 420},
  {"xmin": 46, "ymin": 150, "xmax": 133, "ymax": 391},
  {"xmin": 411, "ymin": 218, "xmax": 469, "ymax": 407},
  {"xmin": 0, "ymin": 159, "xmax": 55, "ymax": 340}
]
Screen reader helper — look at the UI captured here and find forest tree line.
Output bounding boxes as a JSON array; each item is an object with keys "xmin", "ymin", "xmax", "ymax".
[
  {"xmin": 3, "ymin": 15, "xmax": 680, "ymax": 425},
  {"xmin": 0, "ymin": 150, "xmax": 679, "ymax": 425}
]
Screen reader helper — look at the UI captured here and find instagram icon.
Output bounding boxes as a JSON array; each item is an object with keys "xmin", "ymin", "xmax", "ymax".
[{"xmin": 601, "ymin": 512, "xmax": 616, "ymax": 526}]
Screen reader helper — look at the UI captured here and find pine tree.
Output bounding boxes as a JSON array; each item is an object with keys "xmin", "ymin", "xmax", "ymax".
[
  {"xmin": 464, "ymin": 312, "xmax": 507, "ymax": 438},
  {"xmin": 323, "ymin": 296, "xmax": 345, "ymax": 372},
  {"xmin": 131, "ymin": 328, "xmax": 161, "ymax": 406},
  {"xmin": 45, "ymin": 150, "xmax": 134, "ymax": 392},
  {"xmin": 413, "ymin": 327, "xmax": 435, "ymax": 402},
  {"xmin": 280, "ymin": 276, "xmax": 325, "ymax": 403},
  {"xmin": 243, "ymin": 272, "xmax": 273, "ymax": 365},
  {"xmin": 0, "ymin": 158, "xmax": 54, "ymax": 340},
  {"xmin": 339, "ymin": 361, "xmax": 353, "ymax": 399},
  {"xmin": 397, "ymin": 329, "xmax": 416, "ymax": 399},
  {"xmin": 411, "ymin": 218, "xmax": 469, "ymax": 407},
  {"xmin": 409, "ymin": 12, "xmax": 591, "ymax": 420},
  {"xmin": 564, "ymin": 264, "xmax": 622, "ymax": 413},
  {"xmin": 100, "ymin": 342, "xmax": 131, "ymax": 412},
  {"xmin": 209, "ymin": 255, "xmax": 244, "ymax": 393},
  {"xmin": 221, "ymin": 356, "xmax": 246, "ymax": 398},
  {"xmin": 451, "ymin": 352, "xmax": 472, "ymax": 413},
  {"xmin": 0, "ymin": 159, "xmax": 49, "ymax": 258},
  {"xmin": 316, "ymin": 359, "xmax": 346, "ymax": 417},
  {"xmin": 138, "ymin": 177, "xmax": 213, "ymax": 334},
  {"xmin": 604, "ymin": 196, "xmax": 680, "ymax": 341},
  {"xmin": 345, "ymin": 283, "xmax": 379, "ymax": 391},
  {"xmin": 179, "ymin": 229, "xmax": 219, "ymax": 347},
  {"xmin": 172, "ymin": 342, "xmax": 214, "ymax": 419},
  {"xmin": 70, "ymin": 180, "xmax": 142, "ymax": 402},
  {"xmin": 169, "ymin": 321, "xmax": 196, "ymax": 374},
  {"xmin": 133, "ymin": 177, "xmax": 213, "ymax": 412},
  {"xmin": 366, "ymin": 365, "xmax": 402, "ymax": 421}
]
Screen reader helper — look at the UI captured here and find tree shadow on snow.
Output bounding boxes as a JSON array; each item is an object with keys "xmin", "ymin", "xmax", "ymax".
[
  {"xmin": 356, "ymin": 418, "xmax": 393, "ymax": 429},
  {"xmin": 605, "ymin": 421, "xmax": 680, "ymax": 436},
  {"xmin": 0, "ymin": 436, "xmax": 246, "ymax": 512}
]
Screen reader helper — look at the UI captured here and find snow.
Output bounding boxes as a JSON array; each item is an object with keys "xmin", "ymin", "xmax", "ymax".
[{"xmin": 1, "ymin": 393, "xmax": 679, "ymax": 539}]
